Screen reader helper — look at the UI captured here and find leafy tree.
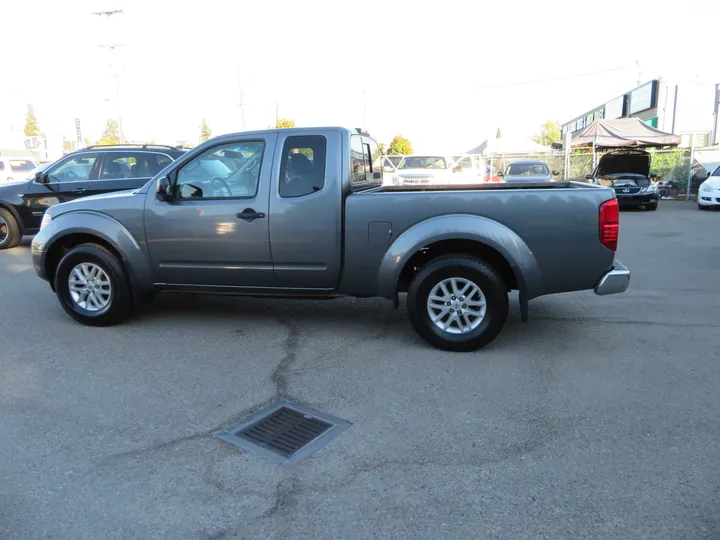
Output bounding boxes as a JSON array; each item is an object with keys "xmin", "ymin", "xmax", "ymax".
[
  {"xmin": 275, "ymin": 118, "xmax": 295, "ymax": 128},
  {"xmin": 378, "ymin": 142, "xmax": 386, "ymax": 155},
  {"xmin": 532, "ymin": 120, "xmax": 561, "ymax": 147},
  {"xmin": 388, "ymin": 135, "xmax": 413, "ymax": 155},
  {"xmin": 496, "ymin": 128, "xmax": 502, "ymax": 139},
  {"xmin": 97, "ymin": 119, "xmax": 120, "ymax": 145},
  {"xmin": 200, "ymin": 119, "xmax": 212, "ymax": 142},
  {"xmin": 24, "ymin": 104, "xmax": 40, "ymax": 137}
]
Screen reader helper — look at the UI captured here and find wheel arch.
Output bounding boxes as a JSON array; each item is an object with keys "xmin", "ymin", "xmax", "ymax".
[
  {"xmin": 376, "ymin": 214, "xmax": 544, "ymax": 301},
  {"xmin": 41, "ymin": 211, "xmax": 154, "ymax": 303}
]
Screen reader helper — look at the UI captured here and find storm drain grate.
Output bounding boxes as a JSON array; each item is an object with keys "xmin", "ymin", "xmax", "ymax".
[{"xmin": 216, "ymin": 400, "xmax": 351, "ymax": 468}]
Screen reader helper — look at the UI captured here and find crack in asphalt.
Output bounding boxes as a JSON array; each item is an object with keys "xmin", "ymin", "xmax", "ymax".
[{"xmin": 271, "ymin": 312, "xmax": 300, "ymax": 399}]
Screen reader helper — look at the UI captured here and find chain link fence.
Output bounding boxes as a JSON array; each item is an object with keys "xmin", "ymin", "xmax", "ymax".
[{"xmin": 479, "ymin": 147, "xmax": 712, "ymax": 198}]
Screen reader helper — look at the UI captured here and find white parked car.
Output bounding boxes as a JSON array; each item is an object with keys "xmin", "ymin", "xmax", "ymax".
[
  {"xmin": 0, "ymin": 157, "xmax": 38, "ymax": 183},
  {"xmin": 391, "ymin": 155, "xmax": 479, "ymax": 186},
  {"xmin": 698, "ymin": 165, "xmax": 720, "ymax": 210}
]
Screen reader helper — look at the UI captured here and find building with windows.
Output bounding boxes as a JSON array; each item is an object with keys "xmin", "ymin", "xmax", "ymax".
[{"xmin": 562, "ymin": 79, "xmax": 718, "ymax": 147}]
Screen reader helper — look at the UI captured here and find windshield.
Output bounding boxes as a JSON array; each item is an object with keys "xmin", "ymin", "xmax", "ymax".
[
  {"xmin": 506, "ymin": 163, "xmax": 549, "ymax": 176},
  {"xmin": 598, "ymin": 174, "xmax": 650, "ymax": 187},
  {"xmin": 398, "ymin": 156, "xmax": 448, "ymax": 170}
]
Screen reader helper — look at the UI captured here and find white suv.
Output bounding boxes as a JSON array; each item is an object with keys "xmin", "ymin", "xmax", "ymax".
[{"xmin": 0, "ymin": 157, "xmax": 38, "ymax": 183}]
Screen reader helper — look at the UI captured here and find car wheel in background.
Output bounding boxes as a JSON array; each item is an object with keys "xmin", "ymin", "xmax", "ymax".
[
  {"xmin": 0, "ymin": 208, "xmax": 22, "ymax": 250},
  {"xmin": 407, "ymin": 255, "xmax": 509, "ymax": 352},
  {"xmin": 54, "ymin": 243, "xmax": 133, "ymax": 326},
  {"xmin": 646, "ymin": 202, "xmax": 658, "ymax": 211},
  {"xmin": 698, "ymin": 203, "xmax": 707, "ymax": 211}
]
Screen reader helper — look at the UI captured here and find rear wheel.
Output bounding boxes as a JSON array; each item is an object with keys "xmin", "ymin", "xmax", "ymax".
[
  {"xmin": 0, "ymin": 208, "xmax": 22, "ymax": 250},
  {"xmin": 407, "ymin": 256, "xmax": 509, "ymax": 352},
  {"xmin": 646, "ymin": 202, "xmax": 658, "ymax": 211},
  {"xmin": 54, "ymin": 243, "xmax": 133, "ymax": 326}
]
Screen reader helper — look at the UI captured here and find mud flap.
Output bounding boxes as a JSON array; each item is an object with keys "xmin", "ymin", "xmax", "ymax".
[{"xmin": 519, "ymin": 289, "xmax": 529, "ymax": 322}]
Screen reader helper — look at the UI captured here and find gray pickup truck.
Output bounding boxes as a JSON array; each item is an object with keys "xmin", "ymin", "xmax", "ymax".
[{"xmin": 31, "ymin": 127, "xmax": 630, "ymax": 351}]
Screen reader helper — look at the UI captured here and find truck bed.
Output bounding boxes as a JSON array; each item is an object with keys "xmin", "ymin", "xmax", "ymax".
[{"xmin": 340, "ymin": 181, "xmax": 616, "ymax": 299}]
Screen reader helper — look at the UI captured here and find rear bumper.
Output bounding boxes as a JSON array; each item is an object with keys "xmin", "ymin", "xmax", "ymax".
[{"xmin": 594, "ymin": 260, "xmax": 630, "ymax": 296}]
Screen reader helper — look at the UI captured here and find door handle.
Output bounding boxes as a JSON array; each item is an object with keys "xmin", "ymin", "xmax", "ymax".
[
  {"xmin": 72, "ymin": 188, "xmax": 86, "ymax": 194},
  {"xmin": 237, "ymin": 208, "xmax": 266, "ymax": 220}
]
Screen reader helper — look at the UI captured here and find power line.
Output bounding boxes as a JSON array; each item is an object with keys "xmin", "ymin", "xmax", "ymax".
[{"xmin": 474, "ymin": 65, "xmax": 634, "ymax": 90}]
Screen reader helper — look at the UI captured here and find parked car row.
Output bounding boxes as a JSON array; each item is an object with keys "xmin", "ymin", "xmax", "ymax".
[{"xmin": 28, "ymin": 127, "xmax": 631, "ymax": 352}]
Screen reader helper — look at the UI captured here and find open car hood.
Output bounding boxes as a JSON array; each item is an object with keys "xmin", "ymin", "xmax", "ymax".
[{"xmin": 598, "ymin": 150, "xmax": 650, "ymax": 177}]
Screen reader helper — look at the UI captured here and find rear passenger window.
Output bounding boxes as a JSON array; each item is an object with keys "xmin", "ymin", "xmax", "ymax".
[
  {"xmin": 279, "ymin": 135, "xmax": 327, "ymax": 198},
  {"xmin": 351, "ymin": 135, "xmax": 366, "ymax": 184}
]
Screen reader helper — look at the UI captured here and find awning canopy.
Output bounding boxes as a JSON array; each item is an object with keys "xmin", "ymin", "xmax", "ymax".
[{"xmin": 571, "ymin": 118, "xmax": 681, "ymax": 148}]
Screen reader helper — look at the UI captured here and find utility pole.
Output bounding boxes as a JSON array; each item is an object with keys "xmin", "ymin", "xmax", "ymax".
[
  {"xmin": 94, "ymin": 8, "xmax": 126, "ymax": 143},
  {"xmin": 363, "ymin": 89, "xmax": 367, "ymax": 128},
  {"xmin": 236, "ymin": 68, "xmax": 246, "ymax": 131}
]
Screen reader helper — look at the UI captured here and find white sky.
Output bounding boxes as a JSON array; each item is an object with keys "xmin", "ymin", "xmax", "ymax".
[{"xmin": 1, "ymin": 0, "xmax": 719, "ymax": 153}]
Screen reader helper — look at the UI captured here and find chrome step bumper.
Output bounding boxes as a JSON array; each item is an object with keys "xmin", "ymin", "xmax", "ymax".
[{"xmin": 594, "ymin": 260, "xmax": 631, "ymax": 296}]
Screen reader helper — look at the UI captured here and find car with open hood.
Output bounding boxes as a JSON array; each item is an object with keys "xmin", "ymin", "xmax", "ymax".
[{"xmin": 586, "ymin": 149, "xmax": 659, "ymax": 211}]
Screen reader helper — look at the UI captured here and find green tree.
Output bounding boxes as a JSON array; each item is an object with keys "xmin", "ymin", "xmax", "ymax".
[
  {"xmin": 388, "ymin": 135, "xmax": 413, "ymax": 155},
  {"xmin": 496, "ymin": 128, "xmax": 502, "ymax": 139},
  {"xmin": 275, "ymin": 118, "xmax": 295, "ymax": 128},
  {"xmin": 200, "ymin": 118, "xmax": 212, "ymax": 142},
  {"xmin": 532, "ymin": 120, "xmax": 561, "ymax": 147},
  {"xmin": 97, "ymin": 119, "xmax": 120, "ymax": 145},
  {"xmin": 24, "ymin": 104, "xmax": 40, "ymax": 137},
  {"xmin": 378, "ymin": 142, "xmax": 386, "ymax": 155}
]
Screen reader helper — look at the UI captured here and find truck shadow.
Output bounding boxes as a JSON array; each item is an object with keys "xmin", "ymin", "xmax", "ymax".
[{"xmin": 132, "ymin": 292, "xmax": 571, "ymax": 351}]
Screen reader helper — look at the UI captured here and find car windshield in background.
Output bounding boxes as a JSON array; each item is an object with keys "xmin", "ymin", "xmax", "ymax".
[
  {"xmin": 10, "ymin": 160, "xmax": 36, "ymax": 172},
  {"xmin": 398, "ymin": 157, "xmax": 448, "ymax": 170},
  {"xmin": 507, "ymin": 163, "xmax": 549, "ymax": 176},
  {"xmin": 598, "ymin": 175, "xmax": 650, "ymax": 187}
]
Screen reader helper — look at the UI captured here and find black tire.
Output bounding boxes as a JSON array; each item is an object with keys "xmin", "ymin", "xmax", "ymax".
[
  {"xmin": 53, "ymin": 243, "xmax": 133, "ymax": 326},
  {"xmin": 0, "ymin": 208, "xmax": 22, "ymax": 250},
  {"xmin": 407, "ymin": 255, "xmax": 509, "ymax": 352},
  {"xmin": 698, "ymin": 203, "xmax": 706, "ymax": 211},
  {"xmin": 646, "ymin": 202, "xmax": 658, "ymax": 211}
]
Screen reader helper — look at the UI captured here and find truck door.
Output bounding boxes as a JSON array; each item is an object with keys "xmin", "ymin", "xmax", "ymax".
[
  {"xmin": 269, "ymin": 130, "xmax": 343, "ymax": 289},
  {"xmin": 145, "ymin": 134, "xmax": 277, "ymax": 287}
]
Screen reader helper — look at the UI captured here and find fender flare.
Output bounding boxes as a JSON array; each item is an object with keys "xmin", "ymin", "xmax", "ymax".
[
  {"xmin": 376, "ymin": 214, "xmax": 544, "ymax": 300},
  {"xmin": 42, "ymin": 211, "xmax": 154, "ymax": 301}
]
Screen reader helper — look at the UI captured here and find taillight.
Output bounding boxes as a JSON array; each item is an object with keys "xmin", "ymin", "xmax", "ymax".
[{"xmin": 599, "ymin": 198, "xmax": 619, "ymax": 251}]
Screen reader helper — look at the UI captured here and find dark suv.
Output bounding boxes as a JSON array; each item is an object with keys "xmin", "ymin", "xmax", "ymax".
[{"xmin": 0, "ymin": 144, "xmax": 186, "ymax": 249}]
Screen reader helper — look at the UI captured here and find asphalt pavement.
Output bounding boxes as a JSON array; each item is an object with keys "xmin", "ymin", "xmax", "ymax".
[{"xmin": 1, "ymin": 201, "xmax": 719, "ymax": 540}]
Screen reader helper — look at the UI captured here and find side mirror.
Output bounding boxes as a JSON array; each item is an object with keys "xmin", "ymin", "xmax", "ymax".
[
  {"xmin": 585, "ymin": 174, "xmax": 593, "ymax": 180},
  {"xmin": 383, "ymin": 165, "xmax": 394, "ymax": 173},
  {"xmin": 650, "ymin": 173, "xmax": 658, "ymax": 180},
  {"xmin": 552, "ymin": 170, "xmax": 559, "ymax": 176},
  {"xmin": 156, "ymin": 176, "xmax": 174, "ymax": 201},
  {"xmin": 373, "ymin": 171, "xmax": 382, "ymax": 180},
  {"xmin": 497, "ymin": 171, "xmax": 504, "ymax": 177},
  {"xmin": 35, "ymin": 171, "xmax": 48, "ymax": 184}
]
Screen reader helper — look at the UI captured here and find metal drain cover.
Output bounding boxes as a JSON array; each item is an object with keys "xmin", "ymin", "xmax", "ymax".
[{"xmin": 216, "ymin": 400, "xmax": 351, "ymax": 467}]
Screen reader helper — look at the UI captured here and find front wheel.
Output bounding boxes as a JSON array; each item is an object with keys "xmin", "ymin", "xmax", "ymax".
[
  {"xmin": 407, "ymin": 256, "xmax": 509, "ymax": 352},
  {"xmin": 646, "ymin": 202, "xmax": 658, "ymax": 211},
  {"xmin": 0, "ymin": 208, "xmax": 22, "ymax": 250},
  {"xmin": 54, "ymin": 243, "xmax": 133, "ymax": 326}
]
